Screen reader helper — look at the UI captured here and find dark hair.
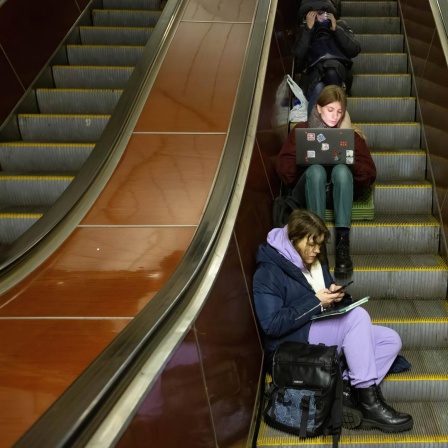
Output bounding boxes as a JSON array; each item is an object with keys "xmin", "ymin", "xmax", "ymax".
[
  {"xmin": 287, "ymin": 209, "xmax": 330, "ymax": 261},
  {"xmin": 317, "ymin": 85, "xmax": 347, "ymax": 127}
]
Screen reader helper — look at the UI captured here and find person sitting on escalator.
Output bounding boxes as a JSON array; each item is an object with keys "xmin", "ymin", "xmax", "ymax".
[{"xmin": 293, "ymin": 0, "xmax": 361, "ymax": 117}]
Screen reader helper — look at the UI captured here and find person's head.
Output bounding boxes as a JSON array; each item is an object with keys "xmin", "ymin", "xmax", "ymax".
[
  {"xmin": 316, "ymin": 85, "xmax": 347, "ymax": 128},
  {"xmin": 299, "ymin": 0, "xmax": 337, "ymax": 20},
  {"xmin": 288, "ymin": 209, "xmax": 330, "ymax": 265}
]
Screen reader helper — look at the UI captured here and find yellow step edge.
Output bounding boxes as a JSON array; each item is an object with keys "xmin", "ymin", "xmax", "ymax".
[
  {"xmin": 0, "ymin": 142, "xmax": 95, "ymax": 147},
  {"xmin": 384, "ymin": 374, "xmax": 448, "ymax": 381},
  {"xmin": 374, "ymin": 184, "xmax": 431, "ymax": 189},
  {"xmin": 36, "ymin": 88, "xmax": 123, "ymax": 93},
  {"xmin": 349, "ymin": 97, "xmax": 415, "ymax": 100},
  {"xmin": 347, "ymin": 267, "xmax": 447, "ymax": 273},
  {"xmin": 0, "ymin": 175, "xmax": 74, "ymax": 181},
  {"xmin": 356, "ymin": 122, "xmax": 420, "ymax": 126},
  {"xmin": 371, "ymin": 151, "xmax": 425, "ymax": 155},
  {"xmin": 18, "ymin": 114, "xmax": 111, "ymax": 119},
  {"xmin": 373, "ymin": 318, "xmax": 448, "ymax": 324},
  {"xmin": 0, "ymin": 213, "xmax": 43, "ymax": 218}
]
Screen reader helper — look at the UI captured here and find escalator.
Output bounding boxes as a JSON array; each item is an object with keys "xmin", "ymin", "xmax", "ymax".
[
  {"xmin": 257, "ymin": 0, "xmax": 448, "ymax": 446},
  {"xmin": 0, "ymin": 0, "xmax": 163, "ymax": 246}
]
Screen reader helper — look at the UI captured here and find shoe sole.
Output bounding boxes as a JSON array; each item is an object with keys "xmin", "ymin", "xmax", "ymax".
[
  {"xmin": 334, "ymin": 266, "xmax": 354, "ymax": 275},
  {"xmin": 342, "ymin": 406, "xmax": 363, "ymax": 429},
  {"xmin": 360, "ymin": 418, "xmax": 414, "ymax": 433}
]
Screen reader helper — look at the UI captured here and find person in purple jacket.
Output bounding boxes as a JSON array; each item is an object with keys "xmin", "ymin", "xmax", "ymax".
[{"xmin": 253, "ymin": 208, "xmax": 413, "ymax": 433}]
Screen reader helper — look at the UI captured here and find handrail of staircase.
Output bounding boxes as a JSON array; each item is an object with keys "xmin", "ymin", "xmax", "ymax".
[{"xmin": 430, "ymin": 0, "xmax": 448, "ymax": 66}]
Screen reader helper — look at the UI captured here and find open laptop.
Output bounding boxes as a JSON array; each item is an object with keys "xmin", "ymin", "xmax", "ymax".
[{"xmin": 296, "ymin": 128, "xmax": 355, "ymax": 167}]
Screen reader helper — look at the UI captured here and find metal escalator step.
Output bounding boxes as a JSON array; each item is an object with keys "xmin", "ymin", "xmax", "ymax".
[
  {"xmin": 18, "ymin": 114, "xmax": 110, "ymax": 143},
  {"xmin": 0, "ymin": 142, "xmax": 94, "ymax": 171},
  {"xmin": 352, "ymin": 53, "xmax": 407, "ymax": 74},
  {"xmin": 67, "ymin": 45, "xmax": 144, "ymax": 66},
  {"xmin": 351, "ymin": 74, "xmax": 411, "ymax": 97},
  {"xmin": 52, "ymin": 66, "xmax": 134, "ymax": 89},
  {"xmin": 327, "ymin": 254, "xmax": 447, "ymax": 299},
  {"xmin": 341, "ymin": 1, "xmax": 398, "ymax": 17},
  {"xmin": 356, "ymin": 34, "xmax": 404, "ymax": 53},
  {"xmin": 258, "ymin": 401, "xmax": 448, "ymax": 447},
  {"xmin": 355, "ymin": 122, "xmax": 420, "ymax": 149},
  {"xmin": 37, "ymin": 89, "xmax": 122, "ymax": 114},
  {"xmin": 102, "ymin": 0, "xmax": 162, "ymax": 9},
  {"xmin": 371, "ymin": 149, "xmax": 426, "ymax": 181},
  {"xmin": 348, "ymin": 97, "xmax": 415, "ymax": 122},
  {"xmin": 381, "ymin": 348, "xmax": 448, "ymax": 402},
  {"xmin": 367, "ymin": 299, "xmax": 448, "ymax": 345},
  {"xmin": 373, "ymin": 180, "xmax": 432, "ymax": 214},
  {"xmin": 343, "ymin": 16, "xmax": 401, "ymax": 34},
  {"xmin": 0, "ymin": 174, "xmax": 74, "ymax": 206},
  {"xmin": 80, "ymin": 26, "xmax": 153, "ymax": 46},
  {"xmin": 326, "ymin": 214, "xmax": 439, "ymax": 254},
  {"xmin": 0, "ymin": 206, "xmax": 47, "ymax": 245},
  {"xmin": 92, "ymin": 9, "xmax": 162, "ymax": 27}
]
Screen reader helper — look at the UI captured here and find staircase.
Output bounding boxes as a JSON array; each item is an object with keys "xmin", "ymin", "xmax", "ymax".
[
  {"xmin": 257, "ymin": 0, "xmax": 448, "ymax": 446},
  {"xmin": 0, "ymin": 0, "xmax": 163, "ymax": 246}
]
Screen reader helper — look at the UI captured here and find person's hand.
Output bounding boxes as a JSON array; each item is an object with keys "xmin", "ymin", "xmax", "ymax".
[
  {"xmin": 329, "ymin": 283, "xmax": 345, "ymax": 302},
  {"xmin": 306, "ymin": 11, "xmax": 317, "ymax": 29},
  {"xmin": 327, "ymin": 12, "xmax": 337, "ymax": 31},
  {"xmin": 316, "ymin": 287, "xmax": 343, "ymax": 308}
]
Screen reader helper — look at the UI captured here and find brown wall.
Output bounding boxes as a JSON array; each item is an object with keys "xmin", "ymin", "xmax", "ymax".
[
  {"xmin": 400, "ymin": 0, "xmax": 448, "ymax": 259},
  {"xmin": 0, "ymin": 0, "xmax": 88, "ymax": 124},
  {"xmin": 116, "ymin": 2, "xmax": 296, "ymax": 446}
]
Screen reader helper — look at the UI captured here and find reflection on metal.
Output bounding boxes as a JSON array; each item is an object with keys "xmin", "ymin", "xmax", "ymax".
[{"xmin": 431, "ymin": 0, "xmax": 448, "ymax": 66}]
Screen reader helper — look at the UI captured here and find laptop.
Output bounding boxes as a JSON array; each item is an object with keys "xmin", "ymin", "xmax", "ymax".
[{"xmin": 296, "ymin": 128, "xmax": 355, "ymax": 166}]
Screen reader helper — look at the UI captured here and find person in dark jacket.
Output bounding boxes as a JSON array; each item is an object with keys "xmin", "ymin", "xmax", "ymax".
[
  {"xmin": 253, "ymin": 209, "xmax": 413, "ymax": 433},
  {"xmin": 294, "ymin": 0, "xmax": 360, "ymax": 116},
  {"xmin": 276, "ymin": 85, "xmax": 376, "ymax": 274}
]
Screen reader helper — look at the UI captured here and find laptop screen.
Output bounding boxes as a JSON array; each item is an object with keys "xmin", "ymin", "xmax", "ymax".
[{"xmin": 295, "ymin": 128, "xmax": 355, "ymax": 166}]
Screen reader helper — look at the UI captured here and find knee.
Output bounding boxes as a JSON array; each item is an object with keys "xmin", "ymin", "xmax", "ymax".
[
  {"xmin": 349, "ymin": 307, "xmax": 372, "ymax": 326},
  {"xmin": 332, "ymin": 164, "xmax": 353, "ymax": 186},
  {"xmin": 306, "ymin": 165, "xmax": 327, "ymax": 186}
]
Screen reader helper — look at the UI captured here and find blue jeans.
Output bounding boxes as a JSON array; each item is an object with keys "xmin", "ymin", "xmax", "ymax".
[{"xmin": 292, "ymin": 164, "xmax": 353, "ymax": 227}]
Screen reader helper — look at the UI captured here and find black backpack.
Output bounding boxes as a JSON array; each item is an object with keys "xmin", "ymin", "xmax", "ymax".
[
  {"xmin": 263, "ymin": 341, "xmax": 343, "ymax": 447},
  {"xmin": 272, "ymin": 195, "xmax": 303, "ymax": 228}
]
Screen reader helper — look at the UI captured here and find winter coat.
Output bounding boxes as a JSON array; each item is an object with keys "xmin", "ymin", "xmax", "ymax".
[
  {"xmin": 276, "ymin": 121, "xmax": 376, "ymax": 198},
  {"xmin": 253, "ymin": 242, "xmax": 335, "ymax": 357},
  {"xmin": 293, "ymin": 20, "xmax": 360, "ymax": 98}
]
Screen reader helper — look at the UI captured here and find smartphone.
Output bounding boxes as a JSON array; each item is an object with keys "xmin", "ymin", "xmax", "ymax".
[{"xmin": 332, "ymin": 280, "xmax": 353, "ymax": 294}]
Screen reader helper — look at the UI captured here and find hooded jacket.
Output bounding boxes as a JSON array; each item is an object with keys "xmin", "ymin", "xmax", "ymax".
[{"xmin": 253, "ymin": 232, "xmax": 335, "ymax": 357}]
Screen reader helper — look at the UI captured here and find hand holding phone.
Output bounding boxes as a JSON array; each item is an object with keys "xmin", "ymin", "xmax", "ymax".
[{"xmin": 332, "ymin": 280, "xmax": 353, "ymax": 294}]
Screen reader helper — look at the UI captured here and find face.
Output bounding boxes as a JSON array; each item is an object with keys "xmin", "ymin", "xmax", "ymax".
[
  {"xmin": 294, "ymin": 234, "xmax": 325, "ymax": 265},
  {"xmin": 317, "ymin": 101, "xmax": 343, "ymax": 127},
  {"xmin": 316, "ymin": 10, "xmax": 328, "ymax": 22}
]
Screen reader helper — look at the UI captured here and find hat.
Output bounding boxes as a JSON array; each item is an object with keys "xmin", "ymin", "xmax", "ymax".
[{"xmin": 299, "ymin": 0, "xmax": 337, "ymax": 17}]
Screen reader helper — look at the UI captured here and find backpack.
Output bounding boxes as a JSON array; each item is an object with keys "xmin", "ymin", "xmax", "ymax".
[
  {"xmin": 272, "ymin": 195, "xmax": 303, "ymax": 228},
  {"xmin": 263, "ymin": 341, "xmax": 343, "ymax": 447}
]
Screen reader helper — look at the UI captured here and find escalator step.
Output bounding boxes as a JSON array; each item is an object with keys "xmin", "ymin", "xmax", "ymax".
[
  {"xmin": 37, "ymin": 89, "xmax": 122, "ymax": 114},
  {"xmin": 343, "ymin": 16, "xmax": 401, "ymax": 34},
  {"xmin": 0, "ymin": 174, "xmax": 74, "ymax": 206},
  {"xmin": 356, "ymin": 34, "xmax": 404, "ymax": 53},
  {"xmin": 0, "ymin": 142, "xmax": 94, "ymax": 171},
  {"xmin": 92, "ymin": 9, "xmax": 162, "ymax": 27},
  {"xmin": 352, "ymin": 53, "xmax": 408, "ymax": 74},
  {"xmin": 67, "ymin": 45, "xmax": 145, "ymax": 66},
  {"xmin": 52, "ymin": 66, "xmax": 134, "ymax": 89},
  {"xmin": 341, "ymin": 1, "xmax": 398, "ymax": 17},
  {"xmin": 372, "ymin": 149, "xmax": 426, "ymax": 181},
  {"xmin": 18, "ymin": 114, "xmax": 110, "ymax": 143},
  {"xmin": 80, "ymin": 26, "xmax": 153, "ymax": 46},
  {"xmin": 356, "ymin": 122, "xmax": 420, "ymax": 149},
  {"xmin": 351, "ymin": 74, "xmax": 411, "ymax": 97},
  {"xmin": 348, "ymin": 97, "xmax": 415, "ymax": 122},
  {"xmin": 102, "ymin": 0, "xmax": 162, "ymax": 10},
  {"xmin": 374, "ymin": 180, "xmax": 432, "ymax": 214},
  {"xmin": 0, "ymin": 206, "xmax": 46, "ymax": 245}
]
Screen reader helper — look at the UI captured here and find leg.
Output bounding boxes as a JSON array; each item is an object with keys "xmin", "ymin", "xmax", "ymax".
[
  {"xmin": 307, "ymin": 81, "xmax": 325, "ymax": 117},
  {"xmin": 331, "ymin": 165, "xmax": 354, "ymax": 274},
  {"xmin": 308, "ymin": 307, "xmax": 413, "ymax": 432},
  {"xmin": 305, "ymin": 164, "xmax": 327, "ymax": 221}
]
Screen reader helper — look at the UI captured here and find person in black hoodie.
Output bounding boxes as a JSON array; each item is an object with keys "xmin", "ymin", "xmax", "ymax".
[{"xmin": 293, "ymin": 0, "xmax": 360, "ymax": 116}]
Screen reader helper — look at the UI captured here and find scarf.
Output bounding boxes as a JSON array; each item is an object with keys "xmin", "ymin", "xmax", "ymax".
[{"xmin": 308, "ymin": 105, "xmax": 330, "ymax": 128}]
